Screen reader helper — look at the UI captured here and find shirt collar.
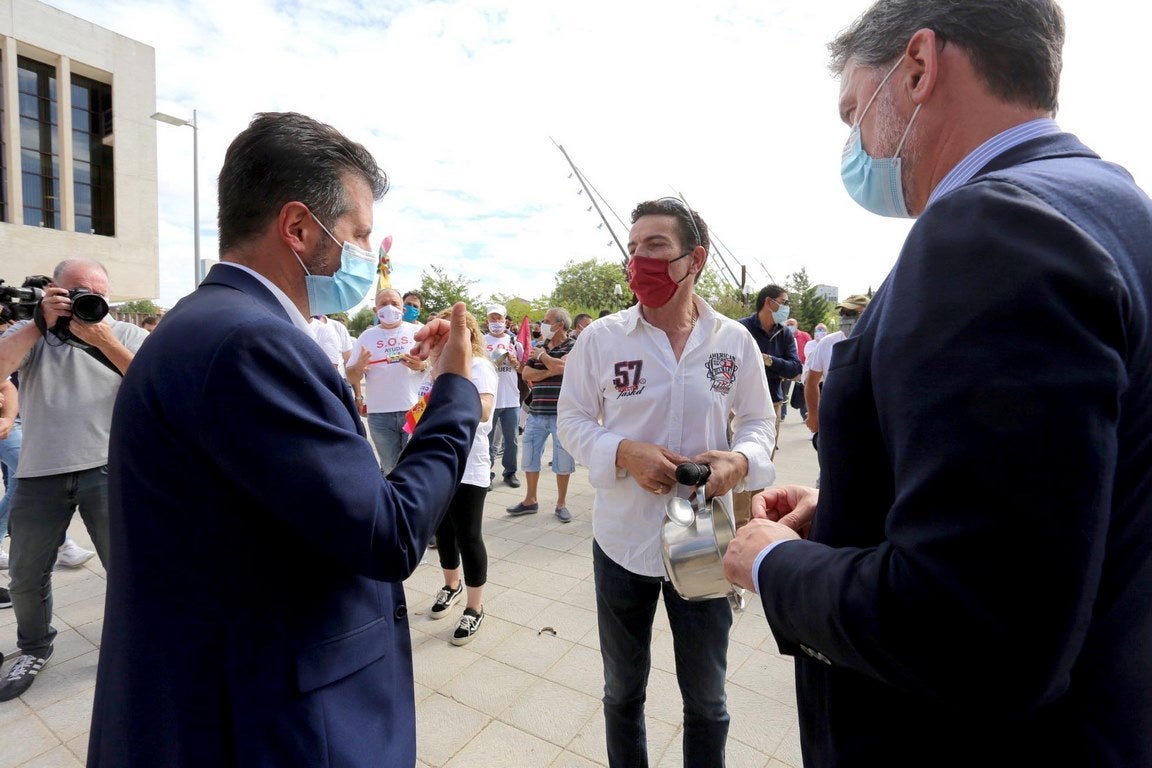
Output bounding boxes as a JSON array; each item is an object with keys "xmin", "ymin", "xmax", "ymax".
[
  {"xmin": 219, "ymin": 262, "xmax": 311, "ymax": 334},
  {"xmin": 926, "ymin": 118, "xmax": 1061, "ymax": 210},
  {"xmin": 625, "ymin": 296, "xmax": 714, "ymax": 334}
]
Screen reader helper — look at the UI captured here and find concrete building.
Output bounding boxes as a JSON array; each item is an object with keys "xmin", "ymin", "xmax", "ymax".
[
  {"xmin": 814, "ymin": 283, "xmax": 838, "ymax": 305},
  {"xmin": 0, "ymin": 0, "xmax": 157, "ymax": 301}
]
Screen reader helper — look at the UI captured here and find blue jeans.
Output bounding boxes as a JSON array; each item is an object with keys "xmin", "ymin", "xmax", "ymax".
[
  {"xmin": 593, "ymin": 540, "xmax": 732, "ymax": 768},
  {"xmin": 521, "ymin": 413, "xmax": 575, "ymax": 474},
  {"xmin": 9, "ymin": 467, "xmax": 110, "ymax": 656},
  {"xmin": 489, "ymin": 406, "xmax": 519, "ymax": 478},
  {"xmin": 367, "ymin": 411, "xmax": 410, "ymax": 475},
  {"xmin": 0, "ymin": 419, "xmax": 21, "ymax": 540}
]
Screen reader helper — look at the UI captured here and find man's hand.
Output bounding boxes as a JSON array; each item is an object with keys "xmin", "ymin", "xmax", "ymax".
[
  {"xmin": 67, "ymin": 318, "xmax": 117, "ymax": 349},
  {"xmin": 805, "ymin": 410, "xmax": 819, "ymax": 433},
  {"xmin": 0, "ymin": 416, "xmax": 12, "ymax": 440},
  {"xmin": 346, "ymin": 347, "xmax": 370, "ymax": 381},
  {"xmin": 38, "ymin": 286, "xmax": 72, "ymax": 328},
  {"xmin": 690, "ymin": 449, "xmax": 747, "ymax": 498},
  {"xmin": 752, "ymin": 485, "xmax": 819, "ymax": 538},
  {"xmin": 616, "ymin": 439, "xmax": 687, "ymax": 495},
  {"xmin": 411, "ymin": 302, "xmax": 470, "ymax": 380},
  {"xmin": 723, "ymin": 518, "xmax": 801, "ymax": 591},
  {"xmin": 399, "ymin": 352, "xmax": 427, "ymax": 373}
]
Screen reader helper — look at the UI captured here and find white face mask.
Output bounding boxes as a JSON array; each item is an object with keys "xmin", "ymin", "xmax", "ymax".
[
  {"xmin": 377, "ymin": 304, "xmax": 403, "ymax": 325},
  {"xmin": 488, "ymin": 321, "xmax": 506, "ymax": 335},
  {"xmin": 539, "ymin": 322, "xmax": 555, "ymax": 341}
]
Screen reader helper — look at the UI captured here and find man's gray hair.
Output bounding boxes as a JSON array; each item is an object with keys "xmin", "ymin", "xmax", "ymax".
[
  {"xmin": 828, "ymin": 0, "xmax": 1064, "ymax": 114},
  {"xmin": 53, "ymin": 258, "xmax": 108, "ymax": 281},
  {"xmin": 549, "ymin": 307, "xmax": 572, "ymax": 331}
]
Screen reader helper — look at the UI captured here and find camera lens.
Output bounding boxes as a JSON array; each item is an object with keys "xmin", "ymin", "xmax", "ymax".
[{"xmin": 70, "ymin": 290, "xmax": 109, "ymax": 323}]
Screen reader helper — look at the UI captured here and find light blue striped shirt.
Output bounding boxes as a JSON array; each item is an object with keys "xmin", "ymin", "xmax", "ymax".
[{"xmin": 924, "ymin": 117, "xmax": 1061, "ymax": 210}]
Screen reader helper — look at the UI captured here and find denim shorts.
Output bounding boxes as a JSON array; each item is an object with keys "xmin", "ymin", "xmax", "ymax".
[{"xmin": 520, "ymin": 413, "xmax": 575, "ymax": 474}]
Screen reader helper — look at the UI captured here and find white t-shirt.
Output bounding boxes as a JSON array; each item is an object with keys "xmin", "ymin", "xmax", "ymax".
[
  {"xmin": 806, "ymin": 330, "xmax": 846, "ymax": 385},
  {"xmin": 309, "ymin": 317, "xmax": 354, "ymax": 374},
  {"xmin": 483, "ymin": 332, "xmax": 523, "ymax": 409},
  {"xmin": 353, "ymin": 322, "xmax": 422, "ymax": 413},
  {"xmin": 557, "ymin": 299, "xmax": 777, "ymax": 577},
  {"xmin": 415, "ymin": 358, "xmax": 498, "ymax": 487}
]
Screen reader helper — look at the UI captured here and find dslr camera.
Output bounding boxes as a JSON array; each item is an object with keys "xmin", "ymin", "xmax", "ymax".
[{"xmin": 0, "ymin": 275, "xmax": 109, "ymax": 345}]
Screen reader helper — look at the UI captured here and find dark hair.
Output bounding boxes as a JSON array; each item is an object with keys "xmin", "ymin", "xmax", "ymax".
[
  {"xmin": 598, "ymin": 309, "xmax": 611, "ymax": 318},
  {"xmin": 754, "ymin": 284, "xmax": 787, "ymax": 313},
  {"xmin": 217, "ymin": 112, "xmax": 388, "ymax": 252},
  {"xmin": 402, "ymin": 290, "xmax": 423, "ymax": 305},
  {"xmin": 828, "ymin": 0, "xmax": 1064, "ymax": 113},
  {"xmin": 630, "ymin": 199, "xmax": 710, "ymax": 254}
]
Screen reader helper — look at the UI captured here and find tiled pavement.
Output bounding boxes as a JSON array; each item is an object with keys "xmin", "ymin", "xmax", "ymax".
[{"xmin": 0, "ymin": 415, "xmax": 820, "ymax": 767}]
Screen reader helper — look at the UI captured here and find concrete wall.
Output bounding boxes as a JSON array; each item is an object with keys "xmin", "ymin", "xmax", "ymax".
[{"xmin": 0, "ymin": 0, "xmax": 158, "ymax": 301}]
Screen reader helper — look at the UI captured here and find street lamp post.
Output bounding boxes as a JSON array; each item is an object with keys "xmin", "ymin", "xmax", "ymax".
[{"xmin": 151, "ymin": 109, "xmax": 200, "ymax": 292}]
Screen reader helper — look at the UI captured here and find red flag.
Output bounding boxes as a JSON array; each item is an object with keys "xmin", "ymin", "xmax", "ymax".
[{"xmin": 517, "ymin": 316, "xmax": 532, "ymax": 363}]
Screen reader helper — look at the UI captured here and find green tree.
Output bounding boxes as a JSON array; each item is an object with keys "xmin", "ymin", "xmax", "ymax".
[
  {"xmin": 418, "ymin": 265, "xmax": 481, "ymax": 316},
  {"xmin": 118, "ymin": 299, "xmax": 161, "ymax": 314},
  {"xmin": 785, "ymin": 267, "xmax": 832, "ymax": 333},
  {"xmin": 347, "ymin": 306, "xmax": 376, "ymax": 337},
  {"xmin": 549, "ymin": 258, "xmax": 632, "ymax": 317},
  {"xmin": 695, "ymin": 265, "xmax": 747, "ymax": 319}
]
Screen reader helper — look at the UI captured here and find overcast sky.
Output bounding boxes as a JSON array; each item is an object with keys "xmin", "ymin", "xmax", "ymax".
[{"xmin": 45, "ymin": 0, "xmax": 1149, "ymax": 311}]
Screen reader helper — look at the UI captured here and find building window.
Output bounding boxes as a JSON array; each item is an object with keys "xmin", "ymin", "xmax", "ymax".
[
  {"xmin": 72, "ymin": 74, "xmax": 114, "ymax": 236},
  {"xmin": 18, "ymin": 56, "xmax": 59, "ymax": 229}
]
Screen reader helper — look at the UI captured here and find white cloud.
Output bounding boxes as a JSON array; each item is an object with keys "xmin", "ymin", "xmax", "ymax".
[{"xmin": 43, "ymin": 0, "xmax": 1152, "ymax": 310}]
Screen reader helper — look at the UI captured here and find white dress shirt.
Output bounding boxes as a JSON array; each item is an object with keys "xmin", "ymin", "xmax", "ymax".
[{"xmin": 558, "ymin": 297, "xmax": 775, "ymax": 577}]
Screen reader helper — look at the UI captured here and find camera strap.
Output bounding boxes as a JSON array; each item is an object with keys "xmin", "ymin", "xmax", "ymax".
[{"xmin": 33, "ymin": 304, "xmax": 123, "ymax": 378}]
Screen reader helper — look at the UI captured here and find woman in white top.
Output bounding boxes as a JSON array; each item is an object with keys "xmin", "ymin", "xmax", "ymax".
[{"xmin": 424, "ymin": 309, "xmax": 498, "ymax": 645}]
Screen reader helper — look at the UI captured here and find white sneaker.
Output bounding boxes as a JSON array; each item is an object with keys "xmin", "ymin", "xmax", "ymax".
[{"xmin": 56, "ymin": 541, "xmax": 95, "ymax": 568}]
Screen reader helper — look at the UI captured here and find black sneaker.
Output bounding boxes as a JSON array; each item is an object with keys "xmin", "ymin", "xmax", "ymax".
[
  {"xmin": 451, "ymin": 607, "xmax": 484, "ymax": 646},
  {"xmin": 430, "ymin": 583, "xmax": 464, "ymax": 620},
  {"xmin": 0, "ymin": 648, "xmax": 53, "ymax": 702},
  {"xmin": 0, "ymin": 587, "xmax": 10, "ymax": 609}
]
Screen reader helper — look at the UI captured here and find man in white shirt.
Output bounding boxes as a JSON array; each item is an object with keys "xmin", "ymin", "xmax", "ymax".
[
  {"xmin": 308, "ymin": 314, "xmax": 354, "ymax": 375},
  {"xmin": 558, "ymin": 198, "xmax": 774, "ymax": 768},
  {"xmin": 804, "ymin": 294, "xmax": 869, "ymax": 454},
  {"xmin": 346, "ymin": 288, "xmax": 428, "ymax": 474},
  {"xmin": 483, "ymin": 304, "xmax": 524, "ymax": 488}
]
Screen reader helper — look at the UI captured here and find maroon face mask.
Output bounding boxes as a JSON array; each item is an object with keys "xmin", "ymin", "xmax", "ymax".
[{"xmin": 627, "ymin": 252, "xmax": 691, "ymax": 308}]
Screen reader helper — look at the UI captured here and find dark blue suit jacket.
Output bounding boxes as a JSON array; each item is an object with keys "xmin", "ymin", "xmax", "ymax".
[
  {"xmin": 88, "ymin": 265, "xmax": 479, "ymax": 767},
  {"xmin": 737, "ymin": 315, "xmax": 802, "ymax": 404},
  {"xmin": 757, "ymin": 133, "xmax": 1152, "ymax": 766}
]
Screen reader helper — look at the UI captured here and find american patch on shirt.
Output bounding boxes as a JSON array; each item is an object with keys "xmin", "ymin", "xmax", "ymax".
[
  {"xmin": 705, "ymin": 352, "xmax": 738, "ymax": 394},
  {"xmin": 612, "ymin": 360, "xmax": 646, "ymax": 399}
]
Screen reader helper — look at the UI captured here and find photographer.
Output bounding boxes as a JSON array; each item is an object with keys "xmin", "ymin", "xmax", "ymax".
[{"xmin": 0, "ymin": 258, "xmax": 146, "ymax": 702}]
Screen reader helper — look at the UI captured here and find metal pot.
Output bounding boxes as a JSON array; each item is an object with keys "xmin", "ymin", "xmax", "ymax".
[{"xmin": 661, "ymin": 486, "xmax": 746, "ymax": 612}]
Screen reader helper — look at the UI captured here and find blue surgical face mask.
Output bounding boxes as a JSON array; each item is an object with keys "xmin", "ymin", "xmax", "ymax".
[
  {"xmin": 772, "ymin": 304, "xmax": 790, "ymax": 325},
  {"xmin": 293, "ymin": 213, "xmax": 377, "ymax": 316},
  {"xmin": 402, "ymin": 304, "xmax": 420, "ymax": 323},
  {"xmin": 840, "ymin": 58, "xmax": 921, "ymax": 218}
]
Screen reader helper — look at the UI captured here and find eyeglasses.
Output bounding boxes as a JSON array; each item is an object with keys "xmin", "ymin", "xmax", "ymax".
[
  {"xmin": 772, "ymin": 296, "xmax": 790, "ymax": 307},
  {"xmin": 838, "ymin": 308, "xmax": 859, "ymax": 317},
  {"xmin": 655, "ymin": 196, "xmax": 703, "ymax": 249}
]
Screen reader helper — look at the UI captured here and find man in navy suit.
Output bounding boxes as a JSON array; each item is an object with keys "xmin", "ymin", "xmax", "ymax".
[
  {"xmin": 724, "ymin": 2, "xmax": 1152, "ymax": 766},
  {"xmin": 88, "ymin": 112, "xmax": 480, "ymax": 767}
]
